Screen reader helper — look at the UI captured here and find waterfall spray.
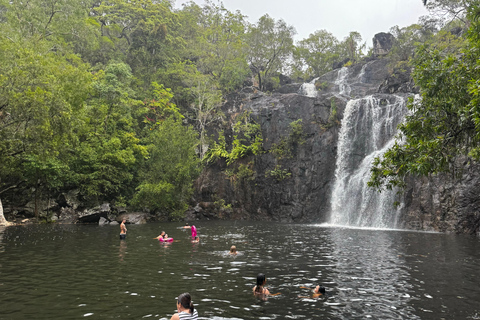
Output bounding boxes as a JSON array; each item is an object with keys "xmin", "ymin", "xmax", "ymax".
[{"xmin": 330, "ymin": 95, "xmax": 407, "ymax": 229}]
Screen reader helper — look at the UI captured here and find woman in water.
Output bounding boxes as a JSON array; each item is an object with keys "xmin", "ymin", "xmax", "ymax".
[
  {"xmin": 253, "ymin": 273, "xmax": 270, "ymax": 295},
  {"xmin": 299, "ymin": 285, "xmax": 326, "ymax": 298},
  {"xmin": 170, "ymin": 292, "xmax": 198, "ymax": 320},
  {"xmin": 154, "ymin": 231, "xmax": 166, "ymax": 240}
]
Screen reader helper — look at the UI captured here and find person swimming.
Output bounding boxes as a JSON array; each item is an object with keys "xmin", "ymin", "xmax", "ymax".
[
  {"xmin": 192, "ymin": 236, "xmax": 199, "ymax": 243},
  {"xmin": 253, "ymin": 273, "xmax": 270, "ymax": 295},
  {"xmin": 229, "ymin": 245, "xmax": 237, "ymax": 255},
  {"xmin": 299, "ymin": 285, "xmax": 326, "ymax": 298},
  {"xmin": 154, "ymin": 231, "xmax": 166, "ymax": 240},
  {"xmin": 169, "ymin": 292, "xmax": 198, "ymax": 320}
]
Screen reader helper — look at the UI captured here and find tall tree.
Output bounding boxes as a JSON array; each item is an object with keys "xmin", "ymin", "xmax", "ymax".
[
  {"xmin": 0, "ymin": 37, "xmax": 92, "ymax": 217},
  {"xmin": 291, "ymin": 29, "xmax": 340, "ymax": 80},
  {"xmin": 246, "ymin": 14, "xmax": 296, "ymax": 91},
  {"xmin": 368, "ymin": 3, "xmax": 480, "ymax": 191}
]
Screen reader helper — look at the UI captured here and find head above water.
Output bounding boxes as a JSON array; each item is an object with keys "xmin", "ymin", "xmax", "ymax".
[
  {"xmin": 256, "ymin": 273, "xmax": 266, "ymax": 286},
  {"xmin": 177, "ymin": 292, "xmax": 194, "ymax": 313},
  {"xmin": 230, "ymin": 245, "xmax": 237, "ymax": 253},
  {"xmin": 315, "ymin": 285, "xmax": 326, "ymax": 294}
]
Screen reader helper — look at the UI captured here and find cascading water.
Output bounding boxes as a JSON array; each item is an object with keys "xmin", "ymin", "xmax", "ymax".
[
  {"xmin": 298, "ymin": 77, "xmax": 319, "ymax": 98},
  {"xmin": 335, "ymin": 67, "xmax": 351, "ymax": 96},
  {"xmin": 329, "ymin": 95, "xmax": 407, "ymax": 229}
]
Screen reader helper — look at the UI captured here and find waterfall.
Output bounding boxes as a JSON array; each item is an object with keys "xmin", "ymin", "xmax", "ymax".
[
  {"xmin": 330, "ymin": 95, "xmax": 407, "ymax": 229},
  {"xmin": 335, "ymin": 67, "xmax": 351, "ymax": 96},
  {"xmin": 298, "ymin": 77, "xmax": 319, "ymax": 98}
]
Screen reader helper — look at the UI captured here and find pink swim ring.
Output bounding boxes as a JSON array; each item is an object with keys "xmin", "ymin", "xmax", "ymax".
[{"xmin": 159, "ymin": 237, "xmax": 174, "ymax": 242}]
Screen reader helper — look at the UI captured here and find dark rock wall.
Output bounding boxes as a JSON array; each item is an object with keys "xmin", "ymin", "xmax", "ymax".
[{"xmin": 192, "ymin": 55, "xmax": 480, "ymax": 235}]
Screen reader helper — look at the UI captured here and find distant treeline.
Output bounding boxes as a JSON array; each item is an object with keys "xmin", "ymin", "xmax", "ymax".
[{"xmin": 0, "ymin": 0, "xmax": 475, "ymax": 220}]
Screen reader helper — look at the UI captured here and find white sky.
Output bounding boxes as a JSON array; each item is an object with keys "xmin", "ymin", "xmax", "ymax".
[{"xmin": 173, "ymin": 0, "xmax": 429, "ymax": 47}]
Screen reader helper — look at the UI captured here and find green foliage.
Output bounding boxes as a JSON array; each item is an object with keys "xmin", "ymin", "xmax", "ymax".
[
  {"xmin": 204, "ymin": 112, "xmax": 263, "ymax": 165},
  {"xmin": 225, "ymin": 162, "xmax": 256, "ymax": 186},
  {"xmin": 291, "ymin": 29, "xmax": 340, "ymax": 80},
  {"xmin": 320, "ymin": 99, "xmax": 340, "ymax": 130},
  {"xmin": 265, "ymin": 165, "xmax": 291, "ymax": 182},
  {"xmin": 369, "ymin": 4, "xmax": 480, "ymax": 191},
  {"xmin": 132, "ymin": 117, "xmax": 200, "ymax": 218},
  {"xmin": 214, "ymin": 198, "xmax": 232, "ymax": 210},
  {"xmin": 246, "ymin": 14, "xmax": 296, "ymax": 91},
  {"xmin": 270, "ymin": 119, "xmax": 306, "ymax": 160}
]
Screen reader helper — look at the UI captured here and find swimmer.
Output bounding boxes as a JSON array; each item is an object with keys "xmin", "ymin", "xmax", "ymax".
[
  {"xmin": 154, "ymin": 231, "xmax": 166, "ymax": 240},
  {"xmin": 192, "ymin": 236, "xmax": 199, "ymax": 243},
  {"xmin": 170, "ymin": 292, "xmax": 198, "ymax": 320},
  {"xmin": 183, "ymin": 222, "xmax": 192, "ymax": 229},
  {"xmin": 229, "ymin": 245, "xmax": 237, "ymax": 255},
  {"xmin": 299, "ymin": 285, "xmax": 326, "ymax": 298}
]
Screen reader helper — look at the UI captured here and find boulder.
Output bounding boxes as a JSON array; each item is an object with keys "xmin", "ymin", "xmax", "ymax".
[{"xmin": 372, "ymin": 32, "xmax": 395, "ymax": 56}]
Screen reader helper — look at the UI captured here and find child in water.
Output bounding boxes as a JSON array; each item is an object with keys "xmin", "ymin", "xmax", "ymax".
[{"xmin": 299, "ymin": 285, "xmax": 326, "ymax": 298}]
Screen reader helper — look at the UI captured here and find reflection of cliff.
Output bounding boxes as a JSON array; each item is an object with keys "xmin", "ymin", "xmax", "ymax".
[{"xmin": 327, "ymin": 228, "xmax": 419, "ymax": 319}]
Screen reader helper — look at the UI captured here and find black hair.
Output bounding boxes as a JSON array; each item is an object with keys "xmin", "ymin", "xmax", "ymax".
[
  {"xmin": 317, "ymin": 285, "xmax": 326, "ymax": 294},
  {"xmin": 255, "ymin": 273, "xmax": 266, "ymax": 293},
  {"xmin": 185, "ymin": 222, "xmax": 189, "ymax": 226},
  {"xmin": 178, "ymin": 292, "xmax": 194, "ymax": 313}
]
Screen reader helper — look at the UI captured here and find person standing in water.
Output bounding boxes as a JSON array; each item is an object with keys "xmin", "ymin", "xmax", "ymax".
[
  {"xmin": 120, "ymin": 219, "xmax": 127, "ymax": 240},
  {"xmin": 170, "ymin": 292, "xmax": 198, "ymax": 320},
  {"xmin": 253, "ymin": 273, "xmax": 270, "ymax": 295}
]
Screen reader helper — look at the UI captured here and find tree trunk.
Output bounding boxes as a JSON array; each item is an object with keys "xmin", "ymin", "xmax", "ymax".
[{"xmin": 0, "ymin": 198, "xmax": 11, "ymax": 226}]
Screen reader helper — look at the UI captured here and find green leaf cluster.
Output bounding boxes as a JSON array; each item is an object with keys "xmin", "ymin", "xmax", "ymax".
[{"xmin": 369, "ymin": 3, "xmax": 480, "ymax": 191}]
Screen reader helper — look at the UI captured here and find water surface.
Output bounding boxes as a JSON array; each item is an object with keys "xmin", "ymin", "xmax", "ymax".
[{"xmin": 0, "ymin": 221, "xmax": 479, "ymax": 319}]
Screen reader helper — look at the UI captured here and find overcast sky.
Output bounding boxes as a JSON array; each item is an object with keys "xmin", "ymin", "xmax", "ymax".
[{"xmin": 173, "ymin": 0, "xmax": 429, "ymax": 47}]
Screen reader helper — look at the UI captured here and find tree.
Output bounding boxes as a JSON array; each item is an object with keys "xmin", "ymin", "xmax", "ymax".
[
  {"xmin": 339, "ymin": 31, "xmax": 365, "ymax": 62},
  {"xmin": 246, "ymin": 14, "xmax": 296, "ymax": 91},
  {"xmin": 132, "ymin": 117, "xmax": 200, "ymax": 219},
  {"xmin": 67, "ymin": 62, "xmax": 147, "ymax": 204},
  {"xmin": 368, "ymin": 3, "xmax": 480, "ymax": 191},
  {"xmin": 187, "ymin": 74, "xmax": 223, "ymax": 160},
  {"xmin": 179, "ymin": 1, "xmax": 250, "ymax": 93},
  {"xmin": 291, "ymin": 29, "xmax": 340, "ymax": 80},
  {"xmin": 0, "ymin": 35, "xmax": 92, "ymax": 217}
]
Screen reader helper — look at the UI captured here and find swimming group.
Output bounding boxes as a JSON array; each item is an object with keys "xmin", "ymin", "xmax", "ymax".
[
  {"xmin": 153, "ymin": 223, "xmax": 199, "ymax": 243},
  {"xmin": 119, "ymin": 221, "xmax": 327, "ymax": 320},
  {"xmin": 170, "ymin": 274, "xmax": 327, "ymax": 320}
]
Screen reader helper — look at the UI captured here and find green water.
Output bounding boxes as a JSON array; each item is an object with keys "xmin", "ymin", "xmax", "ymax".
[{"xmin": 0, "ymin": 221, "xmax": 479, "ymax": 319}]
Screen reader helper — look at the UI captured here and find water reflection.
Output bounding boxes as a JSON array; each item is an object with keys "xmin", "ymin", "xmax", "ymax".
[
  {"xmin": 327, "ymin": 228, "xmax": 418, "ymax": 319},
  {"xmin": 0, "ymin": 222, "xmax": 479, "ymax": 319}
]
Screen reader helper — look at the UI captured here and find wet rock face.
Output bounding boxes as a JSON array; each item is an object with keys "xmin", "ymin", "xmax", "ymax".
[
  {"xmin": 403, "ymin": 161, "xmax": 480, "ymax": 235},
  {"xmin": 193, "ymin": 55, "xmax": 480, "ymax": 234},
  {"xmin": 372, "ymin": 32, "xmax": 395, "ymax": 56},
  {"xmin": 193, "ymin": 57, "xmax": 395, "ymax": 223}
]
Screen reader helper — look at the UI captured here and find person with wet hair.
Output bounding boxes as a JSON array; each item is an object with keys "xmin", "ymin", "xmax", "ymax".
[
  {"xmin": 299, "ymin": 284, "xmax": 326, "ymax": 298},
  {"xmin": 170, "ymin": 292, "xmax": 198, "ymax": 320},
  {"xmin": 154, "ymin": 231, "xmax": 166, "ymax": 240},
  {"xmin": 253, "ymin": 273, "xmax": 270, "ymax": 295},
  {"xmin": 313, "ymin": 285, "xmax": 326, "ymax": 297},
  {"xmin": 229, "ymin": 245, "xmax": 237, "ymax": 255}
]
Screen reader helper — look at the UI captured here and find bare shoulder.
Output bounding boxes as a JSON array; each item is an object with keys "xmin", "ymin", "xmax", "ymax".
[{"xmin": 170, "ymin": 313, "xmax": 180, "ymax": 320}]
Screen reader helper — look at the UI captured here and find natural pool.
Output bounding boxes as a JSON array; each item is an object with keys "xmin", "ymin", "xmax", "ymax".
[{"xmin": 0, "ymin": 221, "xmax": 479, "ymax": 319}]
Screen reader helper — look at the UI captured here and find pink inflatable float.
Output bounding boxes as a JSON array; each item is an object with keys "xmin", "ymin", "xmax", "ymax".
[{"xmin": 159, "ymin": 237, "xmax": 174, "ymax": 242}]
